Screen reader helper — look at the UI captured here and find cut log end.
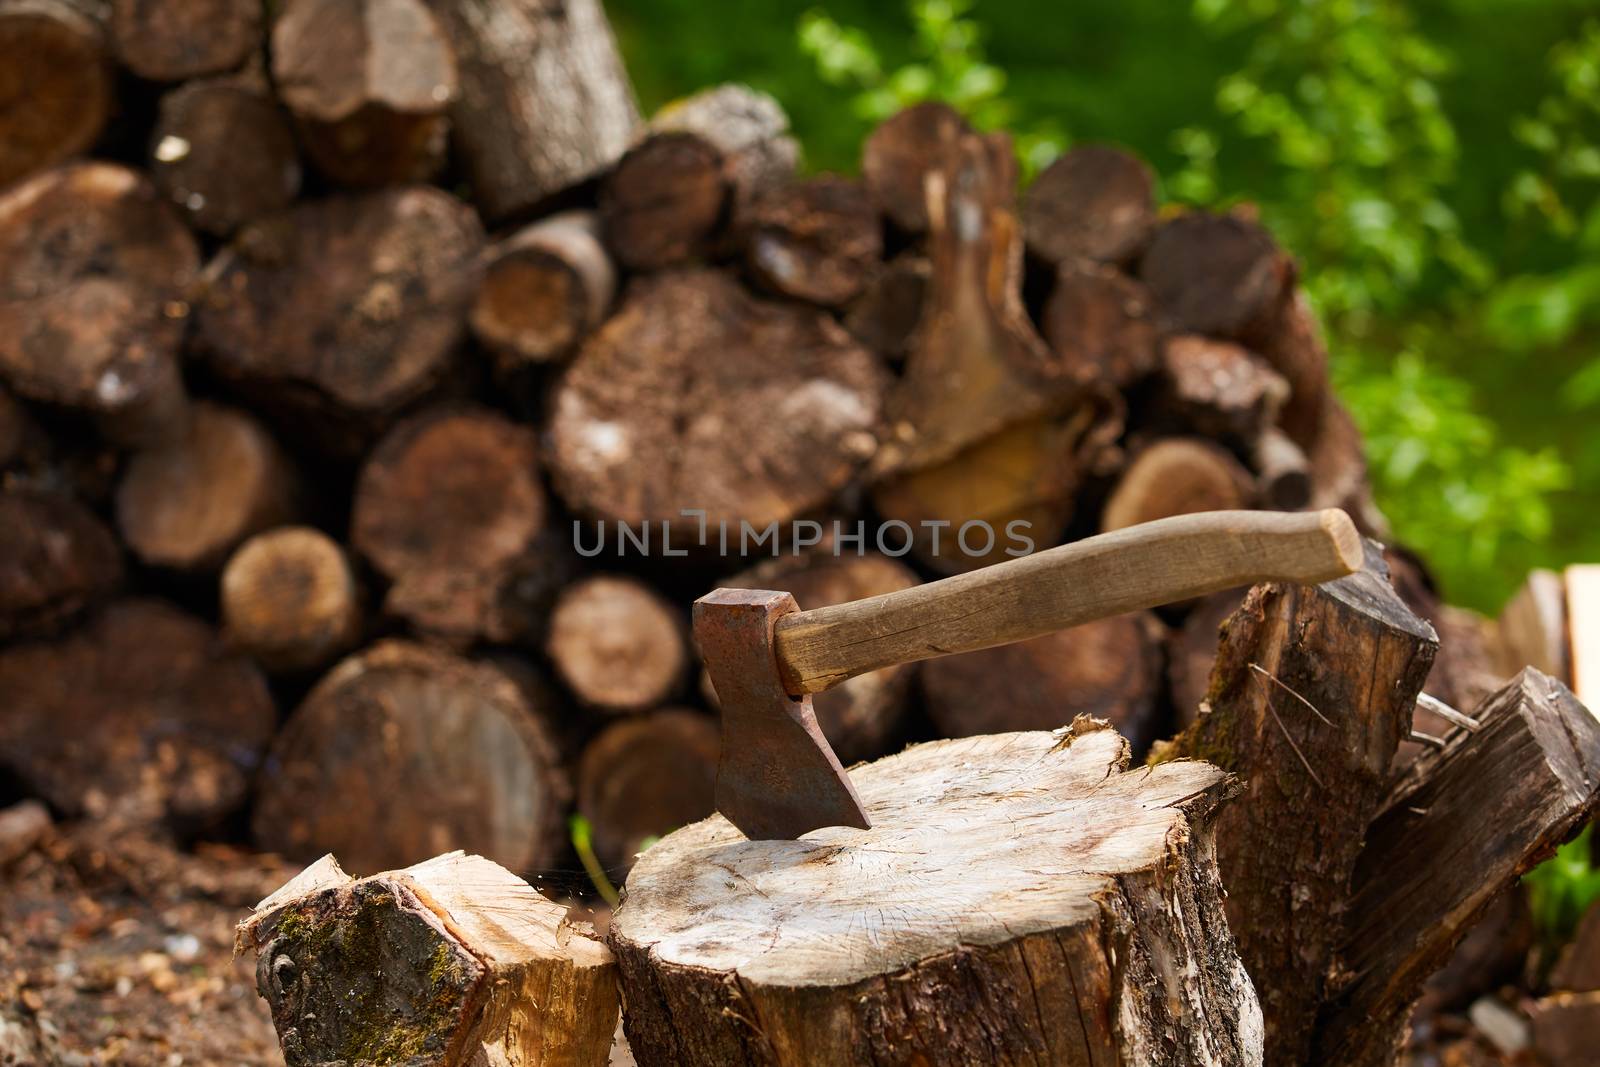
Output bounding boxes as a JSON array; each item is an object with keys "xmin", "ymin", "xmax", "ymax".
[
  {"xmin": 0, "ymin": 0, "xmax": 112, "ymax": 187},
  {"xmin": 1139, "ymin": 211, "xmax": 1292, "ymax": 338},
  {"xmin": 111, "ymin": 0, "xmax": 259, "ymax": 82},
  {"xmin": 470, "ymin": 211, "xmax": 615, "ymax": 367},
  {"xmin": 576, "ymin": 708, "xmax": 717, "ymax": 874},
  {"xmin": 1022, "ymin": 143, "xmax": 1156, "ymax": 265},
  {"xmin": 222, "ymin": 526, "xmax": 359, "ymax": 673},
  {"xmin": 745, "ymin": 175, "xmax": 882, "ymax": 307},
  {"xmin": 1100, "ymin": 437, "xmax": 1254, "ymax": 531},
  {"xmin": 547, "ymin": 575, "xmax": 685, "ymax": 713},
  {"xmin": 0, "ymin": 487, "xmax": 122, "ymax": 641},
  {"xmin": 1041, "ymin": 261, "xmax": 1159, "ymax": 389},
  {"xmin": 860, "ymin": 101, "xmax": 971, "ymax": 234}
]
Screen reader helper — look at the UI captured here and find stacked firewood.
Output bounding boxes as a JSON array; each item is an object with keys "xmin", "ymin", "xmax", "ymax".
[{"xmin": 0, "ymin": 0, "xmax": 1509, "ymax": 893}]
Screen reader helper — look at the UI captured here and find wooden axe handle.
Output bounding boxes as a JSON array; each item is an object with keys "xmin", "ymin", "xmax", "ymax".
[{"xmin": 774, "ymin": 509, "xmax": 1363, "ymax": 695}]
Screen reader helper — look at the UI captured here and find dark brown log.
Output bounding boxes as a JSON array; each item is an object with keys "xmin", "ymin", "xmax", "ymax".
[
  {"xmin": 718, "ymin": 551, "xmax": 920, "ymax": 762},
  {"xmin": 0, "ymin": 0, "xmax": 112, "ymax": 188},
  {"xmin": 271, "ymin": 0, "xmax": 455, "ymax": 188},
  {"xmin": 843, "ymin": 252, "xmax": 927, "ymax": 361},
  {"xmin": 253, "ymin": 641, "xmax": 568, "ymax": 875},
  {"xmin": 610, "ymin": 720, "xmax": 1261, "ymax": 1066},
  {"xmin": 470, "ymin": 210, "xmax": 615, "ymax": 368},
  {"xmin": 352, "ymin": 405, "xmax": 546, "ymax": 643},
  {"xmin": 744, "ymin": 175, "xmax": 881, "ymax": 307},
  {"xmin": 1244, "ymin": 288, "xmax": 1329, "ymax": 449},
  {"xmin": 546, "ymin": 268, "xmax": 885, "ymax": 534},
  {"xmin": 1313, "ymin": 669, "xmax": 1600, "ymax": 1066},
  {"xmin": 425, "ymin": 0, "xmax": 638, "ymax": 220},
  {"xmin": 0, "ymin": 598, "xmax": 276, "ymax": 826},
  {"xmin": 1551, "ymin": 898, "xmax": 1600, "ymax": 991},
  {"xmin": 1022, "ymin": 143, "xmax": 1156, "ymax": 266},
  {"xmin": 576, "ymin": 708, "xmax": 717, "ymax": 874},
  {"xmin": 546, "ymin": 575, "xmax": 685, "ymax": 713},
  {"xmin": 238, "ymin": 851, "xmax": 619, "ymax": 1067},
  {"xmin": 1138, "ymin": 210, "xmax": 1294, "ymax": 338},
  {"xmin": 1152, "ymin": 547, "xmax": 1438, "ymax": 1064},
  {"xmin": 1496, "ymin": 568, "xmax": 1569, "ymax": 683},
  {"xmin": 110, "ymin": 0, "xmax": 257, "ymax": 82},
  {"xmin": 924, "ymin": 611, "xmax": 1165, "ymax": 749},
  {"xmin": 150, "ymin": 70, "xmax": 301, "ymax": 237},
  {"xmin": 221, "ymin": 526, "xmax": 360, "ymax": 673},
  {"xmin": 1528, "ymin": 992, "xmax": 1600, "ymax": 1067},
  {"xmin": 115, "ymin": 402, "xmax": 298, "ymax": 571},
  {"xmin": 1164, "ymin": 588, "xmax": 1247, "ymax": 730},
  {"xmin": 0, "ymin": 487, "xmax": 121, "ymax": 640},
  {"xmin": 599, "ymin": 84, "xmax": 796, "ymax": 271},
  {"xmin": 0, "ymin": 383, "xmax": 30, "ymax": 468},
  {"xmin": 196, "ymin": 186, "xmax": 484, "ymax": 433},
  {"xmin": 1418, "ymin": 887, "xmax": 1534, "ymax": 1015},
  {"xmin": 1252, "ymin": 426, "xmax": 1313, "ymax": 510},
  {"xmin": 859, "ymin": 101, "xmax": 971, "ymax": 234},
  {"xmin": 1040, "ymin": 259, "xmax": 1159, "ymax": 389},
  {"xmin": 1155, "ymin": 334, "xmax": 1289, "ymax": 443},
  {"xmin": 0, "ymin": 162, "xmax": 196, "ymax": 446},
  {"xmin": 1307, "ymin": 392, "xmax": 1380, "ymax": 527},
  {"xmin": 1099, "ymin": 437, "xmax": 1254, "ymax": 532}
]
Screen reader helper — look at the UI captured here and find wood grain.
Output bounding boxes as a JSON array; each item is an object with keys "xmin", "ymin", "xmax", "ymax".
[{"xmin": 1565, "ymin": 565, "xmax": 1600, "ymax": 711}]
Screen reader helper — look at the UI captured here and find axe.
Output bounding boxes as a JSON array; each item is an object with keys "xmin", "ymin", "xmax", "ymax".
[{"xmin": 695, "ymin": 508, "xmax": 1363, "ymax": 839}]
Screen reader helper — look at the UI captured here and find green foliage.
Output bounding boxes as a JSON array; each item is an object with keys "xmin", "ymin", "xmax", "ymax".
[
  {"xmin": 1525, "ymin": 827, "xmax": 1600, "ymax": 943},
  {"xmin": 569, "ymin": 815, "xmax": 619, "ymax": 906}
]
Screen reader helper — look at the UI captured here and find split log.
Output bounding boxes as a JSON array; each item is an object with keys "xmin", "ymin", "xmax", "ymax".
[
  {"xmin": 1139, "ymin": 210, "xmax": 1293, "ymax": 339},
  {"xmin": 1564, "ymin": 565, "xmax": 1600, "ymax": 707},
  {"xmin": 425, "ymin": 0, "xmax": 638, "ymax": 220},
  {"xmin": 0, "ymin": 162, "xmax": 196, "ymax": 446},
  {"xmin": 1252, "ymin": 426, "xmax": 1313, "ymax": 510},
  {"xmin": 1495, "ymin": 568, "xmax": 1569, "ymax": 682},
  {"xmin": 0, "ymin": 487, "xmax": 121, "ymax": 641},
  {"xmin": 0, "ymin": 598, "xmax": 275, "ymax": 826},
  {"xmin": 1528, "ymin": 992, "xmax": 1600, "ymax": 1067},
  {"xmin": 271, "ymin": 0, "xmax": 455, "ymax": 188},
  {"xmin": 253, "ymin": 641, "xmax": 568, "ymax": 875},
  {"xmin": 859, "ymin": 101, "xmax": 970, "ymax": 234},
  {"xmin": 1313, "ymin": 669, "xmax": 1600, "ymax": 1065},
  {"xmin": 546, "ymin": 268, "xmax": 885, "ymax": 534},
  {"xmin": 1021, "ymin": 143, "xmax": 1156, "ymax": 266},
  {"xmin": 1164, "ymin": 588, "xmax": 1247, "ymax": 730},
  {"xmin": 239, "ymin": 851, "xmax": 618, "ymax": 1067},
  {"xmin": 744, "ymin": 175, "xmax": 881, "ymax": 307},
  {"xmin": 1152, "ymin": 546, "xmax": 1438, "ymax": 1064},
  {"xmin": 717, "ymin": 551, "xmax": 920, "ymax": 762},
  {"xmin": 1039, "ymin": 259, "xmax": 1160, "ymax": 389},
  {"xmin": 843, "ymin": 252, "xmax": 927, "ymax": 361},
  {"xmin": 221, "ymin": 526, "xmax": 360, "ymax": 673},
  {"xmin": 470, "ymin": 211, "xmax": 615, "ymax": 369},
  {"xmin": 196, "ymin": 186, "xmax": 484, "ymax": 437},
  {"xmin": 546, "ymin": 575, "xmax": 685, "ymax": 713},
  {"xmin": 110, "ymin": 0, "xmax": 257, "ymax": 81},
  {"xmin": 0, "ymin": 0, "xmax": 112, "ymax": 188},
  {"xmin": 609, "ymin": 719, "xmax": 1261, "ymax": 1066},
  {"xmin": 923, "ymin": 611, "xmax": 1165, "ymax": 750},
  {"xmin": 576, "ymin": 708, "xmax": 717, "ymax": 874},
  {"xmin": 599, "ymin": 84, "xmax": 796, "ymax": 271},
  {"xmin": 150, "ymin": 71, "xmax": 301, "ymax": 236},
  {"xmin": 351, "ymin": 405, "xmax": 546, "ymax": 643},
  {"xmin": 115, "ymin": 402, "xmax": 298, "ymax": 571},
  {"xmin": 1154, "ymin": 334, "xmax": 1289, "ymax": 444},
  {"xmin": 1100, "ymin": 438, "xmax": 1254, "ymax": 531}
]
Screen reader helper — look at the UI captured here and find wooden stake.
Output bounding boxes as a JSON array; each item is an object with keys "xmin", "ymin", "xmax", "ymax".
[
  {"xmin": 470, "ymin": 211, "xmax": 615, "ymax": 368},
  {"xmin": 546, "ymin": 575, "xmax": 685, "ymax": 713},
  {"xmin": 576, "ymin": 709, "xmax": 718, "ymax": 875},
  {"xmin": 221, "ymin": 526, "xmax": 360, "ymax": 673},
  {"xmin": 0, "ymin": 487, "xmax": 121, "ymax": 641},
  {"xmin": 110, "ymin": 0, "xmax": 258, "ymax": 82},
  {"xmin": 1022, "ymin": 143, "xmax": 1156, "ymax": 266},
  {"xmin": 0, "ymin": 0, "xmax": 112, "ymax": 187}
]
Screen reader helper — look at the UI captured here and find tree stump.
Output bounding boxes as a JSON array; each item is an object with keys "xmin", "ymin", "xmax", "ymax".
[{"xmin": 609, "ymin": 719, "xmax": 1262, "ymax": 1066}]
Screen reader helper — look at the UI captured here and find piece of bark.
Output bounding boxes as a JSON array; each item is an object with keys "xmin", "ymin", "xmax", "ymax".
[
  {"xmin": 238, "ymin": 851, "xmax": 618, "ymax": 1067},
  {"xmin": 196, "ymin": 187, "xmax": 484, "ymax": 435},
  {"xmin": 924, "ymin": 612, "xmax": 1165, "ymax": 750},
  {"xmin": 1165, "ymin": 588, "xmax": 1248, "ymax": 731},
  {"xmin": 1243, "ymin": 287, "xmax": 1330, "ymax": 450},
  {"xmin": 1253, "ymin": 426, "xmax": 1312, "ymax": 510},
  {"xmin": 843, "ymin": 252, "xmax": 927, "ymax": 361},
  {"xmin": 1527, "ymin": 992, "xmax": 1600, "ymax": 1067},
  {"xmin": 576, "ymin": 709, "xmax": 717, "ymax": 875},
  {"xmin": 116, "ymin": 402, "xmax": 298, "ymax": 571},
  {"xmin": 1022, "ymin": 143, "xmax": 1156, "ymax": 266},
  {"xmin": 253, "ymin": 641, "xmax": 568, "ymax": 875},
  {"xmin": 717, "ymin": 552, "xmax": 920, "ymax": 762},
  {"xmin": 425, "ymin": 0, "xmax": 638, "ymax": 221},
  {"xmin": 0, "ymin": 799, "xmax": 51, "ymax": 867},
  {"xmin": 609, "ymin": 719, "xmax": 1260, "ymax": 1066},
  {"xmin": 0, "ymin": 598, "xmax": 275, "ymax": 825},
  {"xmin": 1496, "ymin": 568, "xmax": 1569, "ymax": 683},
  {"xmin": 0, "ymin": 487, "xmax": 121, "ymax": 641},
  {"xmin": 1551, "ymin": 899, "xmax": 1600, "ymax": 992},
  {"xmin": 1139, "ymin": 210, "xmax": 1294, "ymax": 339},
  {"xmin": 1040, "ymin": 259, "xmax": 1160, "ymax": 389},
  {"xmin": 546, "ymin": 575, "xmax": 685, "ymax": 714},
  {"xmin": 110, "ymin": 0, "xmax": 257, "ymax": 81},
  {"xmin": 0, "ymin": 161, "xmax": 196, "ymax": 447},
  {"xmin": 859, "ymin": 101, "xmax": 971, "ymax": 234},
  {"xmin": 599, "ymin": 84, "xmax": 796, "ymax": 271},
  {"xmin": 1313, "ymin": 669, "xmax": 1600, "ymax": 1065},
  {"xmin": 352, "ymin": 405, "xmax": 546, "ymax": 643},
  {"xmin": 744, "ymin": 175, "xmax": 881, "ymax": 307},
  {"xmin": 1564, "ymin": 565, "xmax": 1600, "ymax": 708},
  {"xmin": 272, "ymin": 0, "xmax": 455, "ymax": 188},
  {"xmin": 150, "ymin": 71, "xmax": 301, "ymax": 237},
  {"xmin": 1155, "ymin": 334, "xmax": 1289, "ymax": 443},
  {"xmin": 1152, "ymin": 547, "xmax": 1439, "ymax": 1064},
  {"xmin": 547, "ymin": 268, "xmax": 884, "ymax": 534},
  {"xmin": 1100, "ymin": 437, "xmax": 1254, "ymax": 532},
  {"xmin": 222, "ymin": 526, "xmax": 360, "ymax": 673},
  {"xmin": 0, "ymin": 0, "xmax": 112, "ymax": 188},
  {"xmin": 471, "ymin": 210, "xmax": 615, "ymax": 368}
]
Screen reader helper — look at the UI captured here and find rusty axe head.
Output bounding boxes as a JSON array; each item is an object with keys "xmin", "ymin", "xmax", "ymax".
[{"xmin": 693, "ymin": 588, "xmax": 870, "ymax": 841}]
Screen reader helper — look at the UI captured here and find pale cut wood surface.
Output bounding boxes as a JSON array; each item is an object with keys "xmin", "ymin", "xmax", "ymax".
[
  {"xmin": 774, "ymin": 508, "xmax": 1361, "ymax": 694},
  {"xmin": 1496, "ymin": 567, "xmax": 1568, "ymax": 682},
  {"xmin": 1565, "ymin": 565, "xmax": 1600, "ymax": 711}
]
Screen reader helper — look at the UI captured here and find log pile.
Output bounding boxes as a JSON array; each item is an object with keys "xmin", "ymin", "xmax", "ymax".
[{"xmin": 0, "ymin": 1, "xmax": 1590, "ymax": 1062}]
